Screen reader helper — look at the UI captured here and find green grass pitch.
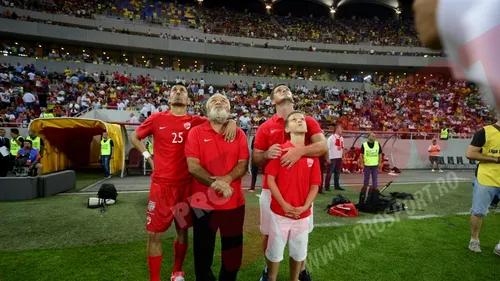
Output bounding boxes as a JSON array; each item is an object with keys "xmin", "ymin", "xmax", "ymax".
[{"xmin": 0, "ymin": 176, "xmax": 499, "ymax": 281}]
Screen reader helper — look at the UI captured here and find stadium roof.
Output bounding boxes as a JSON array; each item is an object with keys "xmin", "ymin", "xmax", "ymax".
[{"xmin": 270, "ymin": 0, "xmax": 400, "ymax": 10}]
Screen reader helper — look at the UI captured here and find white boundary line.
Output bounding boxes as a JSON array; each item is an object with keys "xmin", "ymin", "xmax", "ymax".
[
  {"xmin": 76, "ymin": 179, "xmax": 474, "ymax": 194},
  {"xmin": 313, "ymin": 211, "xmax": 493, "ymax": 228},
  {"xmin": 80, "ymin": 177, "xmax": 109, "ymax": 192}
]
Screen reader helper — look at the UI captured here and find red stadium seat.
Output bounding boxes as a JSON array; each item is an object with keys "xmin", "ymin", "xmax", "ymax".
[{"xmin": 126, "ymin": 148, "xmax": 143, "ymax": 175}]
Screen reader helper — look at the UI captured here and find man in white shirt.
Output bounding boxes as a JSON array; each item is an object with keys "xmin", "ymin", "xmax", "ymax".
[
  {"xmin": 117, "ymin": 100, "xmax": 126, "ymax": 110},
  {"xmin": 238, "ymin": 113, "xmax": 252, "ymax": 136},
  {"xmin": 22, "ymin": 92, "xmax": 36, "ymax": 110},
  {"xmin": 129, "ymin": 113, "xmax": 139, "ymax": 124},
  {"xmin": 27, "ymin": 72, "xmax": 35, "ymax": 81},
  {"xmin": 324, "ymin": 125, "xmax": 345, "ymax": 191}
]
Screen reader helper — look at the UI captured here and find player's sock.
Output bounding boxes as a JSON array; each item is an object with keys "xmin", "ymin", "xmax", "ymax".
[
  {"xmin": 173, "ymin": 241, "xmax": 188, "ymax": 273},
  {"xmin": 148, "ymin": 255, "xmax": 163, "ymax": 281}
]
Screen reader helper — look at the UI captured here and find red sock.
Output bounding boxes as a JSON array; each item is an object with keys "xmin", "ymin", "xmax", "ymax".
[
  {"xmin": 173, "ymin": 241, "xmax": 188, "ymax": 273},
  {"xmin": 148, "ymin": 255, "xmax": 163, "ymax": 281}
]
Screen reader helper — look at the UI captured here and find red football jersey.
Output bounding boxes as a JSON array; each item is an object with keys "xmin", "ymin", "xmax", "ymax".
[
  {"xmin": 185, "ymin": 123, "xmax": 249, "ymax": 210},
  {"xmin": 253, "ymin": 114, "xmax": 322, "ymax": 189},
  {"xmin": 265, "ymin": 141, "xmax": 321, "ymax": 219},
  {"xmin": 136, "ymin": 112, "xmax": 207, "ymax": 185}
]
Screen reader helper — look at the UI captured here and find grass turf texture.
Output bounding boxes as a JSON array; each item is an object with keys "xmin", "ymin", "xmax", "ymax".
[{"xmin": 1, "ymin": 182, "xmax": 499, "ymax": 280}]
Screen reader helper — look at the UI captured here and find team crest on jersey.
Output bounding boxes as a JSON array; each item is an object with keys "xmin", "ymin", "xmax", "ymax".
[
  {"xmin": 148, "ymin": 201, "xmax": 156, "ymax": 212},
  {"xmin": 307, "ymin": 158, "xmax": 314, "ymax": 167},
  {"xmin": 184, "ymin": 122, "xmax": 191, "ymax": 130}
]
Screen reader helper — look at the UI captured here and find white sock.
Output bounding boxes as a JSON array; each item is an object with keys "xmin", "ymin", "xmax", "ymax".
[{"xmin": 470, "ymin": 239, "xmax": 479, "ymax": 243}]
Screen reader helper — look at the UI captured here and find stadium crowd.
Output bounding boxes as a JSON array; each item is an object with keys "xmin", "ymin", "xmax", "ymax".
[
  {"xmin": 2, "ymin": 0, "xmax": 423, "ymax": 47},
  {"xmin": 0, "ymin": 63, "xmax": 494, "ymax": 139}
]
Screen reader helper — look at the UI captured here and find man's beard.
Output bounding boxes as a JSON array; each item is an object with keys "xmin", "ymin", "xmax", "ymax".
[{"xmin": 208, "ymin": 107, "xmax": 230, "ymax": 124}]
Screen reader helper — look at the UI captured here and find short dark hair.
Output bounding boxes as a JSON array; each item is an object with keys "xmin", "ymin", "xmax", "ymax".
[
  {"xmin": 10, "ymin": 128, "xmax": 19, "ymax": 134},
  {"xmin": 284, "ymin": 110, "xmax": 304, "ymax": 129},
  {"xmin": 24, "ymin": 139, "xmax": 32, "ymax": 145},
  {"xmin": 173, "ymin": 83, "xmax": 186, "ymax": 88},
  {"xmin": 271, "ymin": 84, "xmax": 288, "ymax": 100}
]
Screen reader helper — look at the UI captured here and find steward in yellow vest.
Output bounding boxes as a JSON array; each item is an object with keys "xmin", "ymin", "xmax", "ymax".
[
  {"xmin": 440, "ymin": 128, "xmax": 449, "ymax": 140},
  {"xmin": 9, "ymin": 129, "xmax": 24, "ymax": 156},
  {"xmin": 100, "ymin": 132, "xmax": 114, "ymax": 178},
  {"xmin": 468, "ymin": 123, "xmax": 500, "ymax": 187},
  {"xmin": 360, "ymin": 132, "xmax": 382, "ymax": 189},
  {"xmin": 466, "ymin": 121, "xmax": 500, "ymax": 253},
  {"xmin": 26, "ymin": 131, "xmax": 44, "ymax": 156}
]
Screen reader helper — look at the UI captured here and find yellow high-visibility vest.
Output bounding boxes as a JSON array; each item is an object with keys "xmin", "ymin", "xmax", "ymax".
[
  {"xmin": 101, "ymin": 139, "xmax": 112, "ymax": 156},
  {"xmin": 363, "ymin": 141, "xmax": 380, "ymax": 166},
  {"xmin": 26, "ymin": 136, "xmax": 41, "ymax": 150},
  {"xmin": 10, "ymin": 136, "xmax": 22, "ymax": 155},
  {"xmin": 147, "ymin": 140, "xmax": 154, "ymax": 155},
  {"xmin": 440, "ymin": 128, "xmax": 448, "ymax": 139},
  {"xmin": 477, "ymin": 125, "xmax": 500, "ymax": 187},
  {"xmin": 42, "ymin": 113, "xmax": 54, "ymax": 118}
]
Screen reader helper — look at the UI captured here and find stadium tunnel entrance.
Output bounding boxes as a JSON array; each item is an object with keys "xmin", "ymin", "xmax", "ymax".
[{"xmin": 29, "ymin": 118, "xmax": 124, "ymax": 175}]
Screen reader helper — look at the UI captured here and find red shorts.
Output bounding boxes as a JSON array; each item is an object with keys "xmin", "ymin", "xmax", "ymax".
[{"xmin": 146, "ymin": 181, "xmax": 193, "ymax": 233}]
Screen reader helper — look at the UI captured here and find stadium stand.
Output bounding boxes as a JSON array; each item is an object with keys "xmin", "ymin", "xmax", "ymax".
[
  {"xmin": 2, "ymin": 1, "xmax": 423, "ymax": 47},
  {"xmin": 0, "ymin": 62, "xmax": 494, "ymax": 138}
]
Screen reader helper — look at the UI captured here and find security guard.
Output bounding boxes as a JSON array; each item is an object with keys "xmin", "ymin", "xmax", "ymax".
[
  {"xmin": 100, "ymin": 132, "xmax": 114, "ymax": 178},
  {"xmin": 359, "ymin": 132, "xmax": 382, "ymax": 190},
  {"xmin": 440, "ymin": 126, "xmax": 449, "ymax": 140},
  {"xmin": 40, "ymin": 107, "xmax": 55, "ymax": 118},
  {"xmin": 9, "ymin": 128, "xmax": 24, "ymax": 156},
  {"xmin": 466, "ymin": 118, "xmax": 500, "ymax": 254},
  {"xmin": 26, "ymin": 130, "xmax": 44, "ymax": 156}
]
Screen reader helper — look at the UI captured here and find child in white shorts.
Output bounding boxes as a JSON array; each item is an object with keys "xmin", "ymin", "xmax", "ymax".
[{"xmin": 264, "ymin": 111, "xmax": 321, "ymax": 281}]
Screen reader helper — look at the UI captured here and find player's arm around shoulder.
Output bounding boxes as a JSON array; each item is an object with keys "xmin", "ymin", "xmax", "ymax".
[
  {"xmin": 223, "ymin": 128, "xmax": 249, "ymax": 182},
  {"xmin": 304, "ymin": 116, "xmax": 328, "ymax": 157}
]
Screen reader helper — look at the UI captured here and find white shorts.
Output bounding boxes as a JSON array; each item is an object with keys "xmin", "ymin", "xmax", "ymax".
[
  {"xmin": 265, "ymin": 214, "xmax": 310, "ymax": 262},
  {"xmin": 259, "ymin": 189, "xmax": 314, "ymax": 235}
]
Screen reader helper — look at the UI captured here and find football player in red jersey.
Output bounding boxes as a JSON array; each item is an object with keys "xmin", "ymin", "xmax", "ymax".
[
  {"xmin": 130, "ymin": 84, "xmax": 236, "ymax": 281},
  {"xmin": 252, "ymin": 85, "xmax": 327, "ymax": 281}
]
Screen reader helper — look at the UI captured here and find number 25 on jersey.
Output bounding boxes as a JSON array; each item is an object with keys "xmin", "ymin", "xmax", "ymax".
[{"xmin": 172, "ymin": 132, "xmax": 184, "ymax": 143}]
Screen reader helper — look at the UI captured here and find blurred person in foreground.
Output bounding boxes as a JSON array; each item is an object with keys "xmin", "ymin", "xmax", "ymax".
[
  {"xmin": 414, "ymin": 0, "xmax": 500, "ymax": 110},
  {"xmin": 130, "ymin": 84, "xmax": 236, "ymax": 281},
  {"xmin": 415, "ymin": 0, "xmax": 500, "ymax": 257}
]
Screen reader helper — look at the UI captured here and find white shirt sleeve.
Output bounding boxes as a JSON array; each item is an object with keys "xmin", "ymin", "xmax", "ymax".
[
  {"xmin": 428, "ymin": 145, "xmax": 432, "ymax": 152},
  {"xmin": 327, "ymin": 135, "xmax": 332, "ymax": 150},
  {"xmin": 437, "ymin": 0, "xmax": 500, "ymax": 106}
]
